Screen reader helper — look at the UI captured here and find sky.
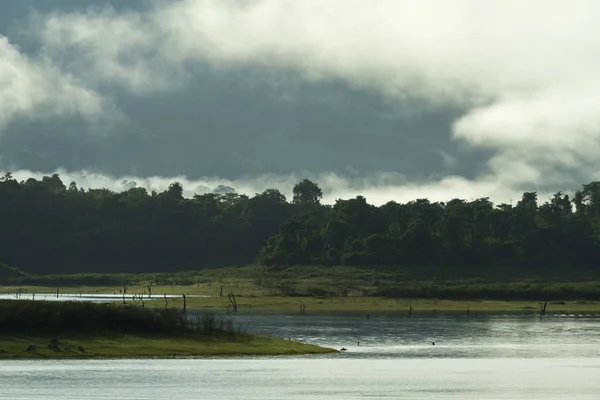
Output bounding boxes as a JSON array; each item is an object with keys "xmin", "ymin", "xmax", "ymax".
[{"xmin": 1, "ymin": 0, "xmax": 599, "ymax": 205}]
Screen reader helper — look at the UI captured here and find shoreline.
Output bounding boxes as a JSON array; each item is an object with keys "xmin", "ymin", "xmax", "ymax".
[
  {"xmin": 2, "ymin": 263, "xmax": 600, "ymax": 314},
  {"xmin": 0, "ymin": 299, "xmax": 337, "ymax": 360},
  {"xmin": 3, "ymin": 288, "xmax": 600, "ymax": 313},
  {"xmin": 146, "ymin": 296, "xmax": 600, "ymax": 314},
  {"xmin": 0, "ymin": 334, "xmax": 337, "ymax": 360}
]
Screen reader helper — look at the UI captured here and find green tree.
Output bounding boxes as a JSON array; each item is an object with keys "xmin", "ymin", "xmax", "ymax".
[{"xmin": 292, "ymin": 179, "xmax": 323, "ymax": 206}]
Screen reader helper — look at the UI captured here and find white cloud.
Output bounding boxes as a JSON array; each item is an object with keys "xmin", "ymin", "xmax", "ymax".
[
  {"xmin": 0, "ymin": 36, "xmax": 107, "ymax": 131},
  {"xmin": 34, "ymin": 7, "xmax": 183, "ymax": 92},
  {"xmin": 10, "ymin": 0, "xmax": 600, "ymax": 198}
]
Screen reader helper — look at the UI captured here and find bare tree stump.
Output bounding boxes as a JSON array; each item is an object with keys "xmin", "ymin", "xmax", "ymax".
[
  {"xmin": 540, "ymin": 301, "xmax": 548, "ymax": 319},
  {"xmin": 228, "ymin": 292, "xmax": 238, "ymax": 312}
]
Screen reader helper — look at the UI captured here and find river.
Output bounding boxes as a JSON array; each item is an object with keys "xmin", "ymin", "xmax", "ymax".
[{"xmin": 2, "ymin": 313, "xmax": 600, "ymax": 399}]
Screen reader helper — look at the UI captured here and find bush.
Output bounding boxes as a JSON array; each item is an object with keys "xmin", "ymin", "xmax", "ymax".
[{"xmin": 0, "ymin": 300, "xmax": 238, "ymax": 337}]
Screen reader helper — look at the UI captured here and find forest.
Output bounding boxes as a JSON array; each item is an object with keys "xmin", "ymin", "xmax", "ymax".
[{"xmin": 0, "ymin": 172, "xmax": 599, "ymax": 276}]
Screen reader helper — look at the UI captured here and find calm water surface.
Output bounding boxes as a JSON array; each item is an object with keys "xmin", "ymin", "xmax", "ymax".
[{"xmin": 2, "ymin": 313, "xmax": 600, "ymax": 399}]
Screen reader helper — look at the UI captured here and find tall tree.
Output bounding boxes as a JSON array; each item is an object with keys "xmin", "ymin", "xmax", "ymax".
[{"xmin": 292, "ymin": 179, "xmax": 323, "ymax": 206}]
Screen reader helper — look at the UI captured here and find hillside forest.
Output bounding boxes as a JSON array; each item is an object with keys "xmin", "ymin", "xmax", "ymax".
[{"xmin": 1, "ymin": 172, "xmax": 599, "ymax": 276}]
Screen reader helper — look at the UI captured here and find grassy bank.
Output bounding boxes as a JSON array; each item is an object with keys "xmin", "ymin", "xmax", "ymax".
[
  {"xmin": 6, "ymin": 264, "xmax": 600, "ymax": 293},
  {"xmin": 3, "ymin": 292, "xmax": 600, "ymax": 314},
  {"xmin": 0, "ymin": 300, "xmax": 336, "ymax": 359},
  {"xmin": 153, "ymin": 295, "xmax": 600, "ymax": 314},
  {"xmin": 0, "ymin": 334, "xmax": 333, "ymax": 359},
  {"xmin": 3, "ymin": 265, "xmax": 600, "ymax": 313}
]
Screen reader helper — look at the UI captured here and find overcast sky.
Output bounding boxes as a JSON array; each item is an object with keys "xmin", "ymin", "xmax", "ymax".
[{"xmin": 1, "ymin": 0, "xmax": 599, "ymax": 204}]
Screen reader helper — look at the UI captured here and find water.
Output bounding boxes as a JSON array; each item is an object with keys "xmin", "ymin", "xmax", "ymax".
[
  {"xmin": 224, "ymin": 312, "xmax": 600, "ymax": 358},
  {"xmin": 2, "ymin": 314, "xmax": 600, "ymax": 399}
]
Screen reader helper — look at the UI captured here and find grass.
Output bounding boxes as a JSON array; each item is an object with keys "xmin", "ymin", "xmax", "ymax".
[
  {"xmin": 3, "ymin": 291, "xmax": 599, "ymax": 314},
  {"xmin": 145, "ymin": 295, "xmax": 600, "ymax": 313},
  {"xmin": 3, "ymin": 265, "xmax": 600, "ymax": 313},
  {"xmin": 0, "ymin": 334, "xmax": 335, "ymax": 359}
]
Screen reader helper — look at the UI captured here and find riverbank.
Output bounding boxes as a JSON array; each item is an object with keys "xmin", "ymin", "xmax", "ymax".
[
  {"xmin": 3, "ymin": 265, "xmax": 600, "ymax": 313},
  {"xmin": 0, "ymin": 334, "xmax": 335, "ymax": 359},
  {"xmin": 155, "ymin": 296, "xmax": 600, "ymax": 314},
  {"xmin": 2, "ymin": 291, "xmax": 600, "ymax": 314},
  {"xmin": 0, "ymin": 300, "xmax": 336, "ymax": 359}
]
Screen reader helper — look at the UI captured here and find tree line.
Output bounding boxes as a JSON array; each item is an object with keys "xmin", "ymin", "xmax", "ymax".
[{"xmin": 1, "ymin": 172, "xmax": 599, "ymax": 275}]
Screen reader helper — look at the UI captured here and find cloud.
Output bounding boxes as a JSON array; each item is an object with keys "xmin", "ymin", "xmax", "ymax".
[
  {"xmin": 8, "ymin": 0, "xmax": 600, "ymax": 199},
  {"xmin": 0, "ymin": 35, "xmax": 107, "ymax": 132},
  {"xmin": 31, "ymin": 6, "xmax": 184, "ymax": 92}
]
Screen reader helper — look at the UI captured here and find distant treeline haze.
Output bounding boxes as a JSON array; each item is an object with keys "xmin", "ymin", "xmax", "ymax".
[{"xmin": 0, "ymin": 172, "xmax": 599, "ymax": 275}]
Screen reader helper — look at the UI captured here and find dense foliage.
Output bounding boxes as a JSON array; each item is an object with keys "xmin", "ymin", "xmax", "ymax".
[
  {"xmin": 0, "ymin": 300, "xmax": 236, "ymax": 336},
  {"xmin": 1, "ymin": 172, "xmax": 599, "ymax": 275}
]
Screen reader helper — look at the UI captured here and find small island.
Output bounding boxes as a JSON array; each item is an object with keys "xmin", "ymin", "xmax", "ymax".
[{"xmin": 0, "ymin": 300, "xmax": 336, "ymax": 359}]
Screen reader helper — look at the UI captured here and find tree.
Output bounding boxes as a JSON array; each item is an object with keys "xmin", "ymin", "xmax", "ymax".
[
  {"xmin": 333, "ymin": 196, "xmax": 382, "ymax": 236},
  {"xmin": 512, "ymin": 192, "xmax": 538, "ymax": 238},
  {"xmin": 41, "ymin": 174, "xmax": 66, "ymax": 193},
  {"xmin": 2, "ymin": 173, "xmax": 600, "ymax": 275},
  {"xmin": 165, "ymin": 182, "xmax": 184, "ymax": 200},
  {"xmin": 0, "ymin": 172, "xmax": 13, "ymax": 182},
  {"xmin": 292, "ymin": 179, "xmax": 323, "ymax": 206}
]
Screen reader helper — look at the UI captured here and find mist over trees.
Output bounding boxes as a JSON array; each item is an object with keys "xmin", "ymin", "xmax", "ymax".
[{"xmin": 1, "ymin": 172, "xmax": 599, "ymax": 275}]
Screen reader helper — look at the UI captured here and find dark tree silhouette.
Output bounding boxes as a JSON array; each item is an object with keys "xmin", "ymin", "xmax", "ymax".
[
  {"xmin": 292, "ymin": 179, "xmax": 323, "ymax": 206},
  {"xmin": 0, "ymin": 173, "xmax": 599, "ymax": 276}
]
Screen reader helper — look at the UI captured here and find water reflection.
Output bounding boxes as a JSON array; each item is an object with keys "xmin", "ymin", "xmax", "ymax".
[{"xmin": 219, "ymin": 313, "xmax": 600, "ymax": 359}]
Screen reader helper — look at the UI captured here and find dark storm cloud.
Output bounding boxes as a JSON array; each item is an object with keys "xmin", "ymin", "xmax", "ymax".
[
  {"xmin": 2, "ymin": 68, "xmax": 486, "ymax": 179},
  {"xmin": 1, "ymin": 15, "xmax": 486, "ymax": 181},
  {"xmin": 1, "ymin": 1, "xmax": 599, "ymax": 204}
]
